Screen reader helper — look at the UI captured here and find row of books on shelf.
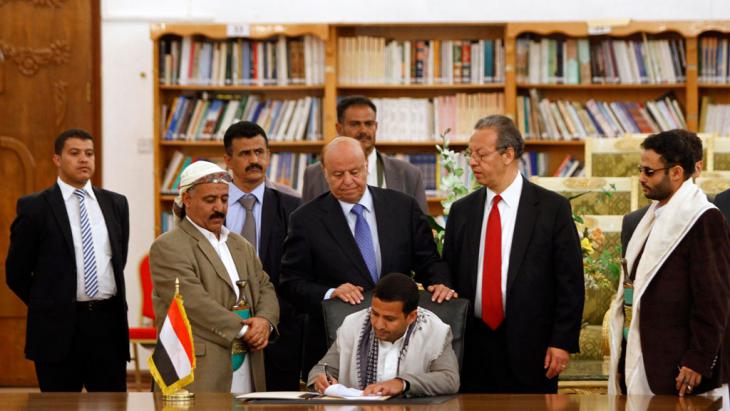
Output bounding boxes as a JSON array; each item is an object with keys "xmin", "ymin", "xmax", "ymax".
[
  {"xmin": 553, "ymin": 155, "xmax": 585, "ymax": 177},
  {"xmin": 516, "ymin": 90, "xmax": 686, "ymax": 140},
  {"xmin": 158, "ymin": 35, "xmax": 325, "ymax": 86},
  {"xmin": 160, "ymin": 153, "xmax": 226, "ymax": 194},
  {"xmin": 163, "ymin": 94, "xmax": 322, "ymax": 142},
  {"xmin": 700, "ymin": 97, "xmax": 730, "ymax": 136},
  {"xmin": 699, "ymin": 36, "xmax": 730, "ymax": 83},
  {"xmin": 372, "ymin": 92, "xmax": 505, "ymax": 142},
  {"xmin": 515, "ymin": 36, "xmax": 686, "ymax": 85},
  {"xmin": 337, "ymin": 37, "xmax": 505, "ymax": 85}
]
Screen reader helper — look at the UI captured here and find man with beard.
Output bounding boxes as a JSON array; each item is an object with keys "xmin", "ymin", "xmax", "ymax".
[
  {"xmin": 149, "ymin": 161, "xmax": 279, "ymax": 392},
  {"xmin": 301, "ymin": 96, "xmax": 428, "ymax": 213},
  {"xmin": 607, "ymin": 130, "xmax": 730, "ymax": 397},
  {"xmin": 223, "ymin": 121, "xmax": 303, "ymax": 390}
]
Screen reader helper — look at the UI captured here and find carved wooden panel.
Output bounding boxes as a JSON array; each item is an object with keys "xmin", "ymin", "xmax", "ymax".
[{"xmin": 0, "ymin": 0, "xmax": 100, "ymax": 387}]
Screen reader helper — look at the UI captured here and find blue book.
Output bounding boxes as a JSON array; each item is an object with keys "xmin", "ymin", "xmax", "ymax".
[
  {"xmin": 484, "ymin": 40, "xmax": 494, "ymax": 82},
  {"xmin": 164, "ymin": 96, "xmax": 187, "ymax": 141}
]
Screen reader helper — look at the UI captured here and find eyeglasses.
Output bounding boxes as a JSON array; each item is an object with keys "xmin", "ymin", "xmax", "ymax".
[
  {"xmin": 464, "ymin": 147, "xmax": 504, "ymax": 162},
  {"xmin": 637, "ymin": 165, "xmax": 674, "ymax": 177}
]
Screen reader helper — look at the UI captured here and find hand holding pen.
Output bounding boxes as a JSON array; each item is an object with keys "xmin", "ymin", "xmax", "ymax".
[{"xmin": 314, "ymin": 362, "xmax": 338, "ymax": 394}]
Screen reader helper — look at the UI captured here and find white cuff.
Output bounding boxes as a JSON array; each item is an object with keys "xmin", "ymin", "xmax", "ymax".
[
  {"xmin": 324, "ymin": 288, "xmax": 335, "ymax": 300},
  {"xmin": 237, "ymin": 324, "xmax": 249, "ymax": 338}
]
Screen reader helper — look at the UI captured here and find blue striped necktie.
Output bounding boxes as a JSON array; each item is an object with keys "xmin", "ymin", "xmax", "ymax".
[
  {"xmin": 74, "ymin": 189, "xmax": 98, "ymax": 298},
  {"xmin": 351, "ymin": 204, "xmax": 378, "ymax": 283}
]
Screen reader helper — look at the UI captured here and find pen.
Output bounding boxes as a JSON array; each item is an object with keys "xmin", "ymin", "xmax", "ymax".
[{"xmin": 323, "ymin": 362, "xmax": 334, "ymax": 384}]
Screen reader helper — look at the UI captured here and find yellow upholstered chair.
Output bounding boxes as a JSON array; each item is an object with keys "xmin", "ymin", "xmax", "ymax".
[
  {"xmin": 696, "ymin": 171, "xmax": 730, "ymax": 201},
  {"xmin": 584, "ymin": 136, "xmax": 645, "ymax": 177},
  {"xmin": 531, "ymin": 176, "xmax": 638, "ymax": 215},
  {"xmin": 710, "ymin": 136, "xmax": 730, "ymax": 171}
]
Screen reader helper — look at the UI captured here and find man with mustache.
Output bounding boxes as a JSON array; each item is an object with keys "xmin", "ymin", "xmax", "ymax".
[
  {"xmin": 301, "ymin": 95, "xmax": 428, "ymax": 213},
  {"xmin": 149, "ymin": 161, "xmax": 279, "ymax": 392},
  {"xmin": 6, "ymin": 129, "xmax": 130, "ymax": 392},
  {"xmin": 223, "ymin": 121, "xmax": 303, "ymax": 390},
  {"xmin": 607, "ymin": 130, "xmax": 730, "ymax": 397}
]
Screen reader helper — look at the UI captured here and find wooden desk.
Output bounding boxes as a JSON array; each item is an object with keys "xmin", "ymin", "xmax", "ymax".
[{"xmin": 0, "ymin": 392, "xmax": 722, "ymax": 410}]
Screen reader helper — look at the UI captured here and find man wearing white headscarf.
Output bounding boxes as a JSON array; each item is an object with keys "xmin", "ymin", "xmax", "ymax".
[{"xmin": 149, "ymin": 161, "xmax": 279, "ymax": 393}]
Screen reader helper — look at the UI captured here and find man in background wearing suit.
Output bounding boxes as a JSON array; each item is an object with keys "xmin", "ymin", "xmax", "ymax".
[
  {"xmin": 223, "ymin": 121, "xmax": 303, "ymax": 390},
  {"xmin": 443, "ymin": 115, "xmax": 584, "ymax": 393},
  {"xmin": 301, "ymin": 95, "xmax": 428, "ymax": 213},
  {"xmin": 6, "ymin": 129, "xmax": 130, "ymax": 392},
  {"xmin": 149, "ymin": 161, "xmax": 279, "ymax": 392},
  {"xmin": 280, "ymin": 137, "xmax": 455, "ymax": 376}
]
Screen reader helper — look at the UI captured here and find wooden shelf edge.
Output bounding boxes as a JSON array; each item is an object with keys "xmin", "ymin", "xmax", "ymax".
[
  {"xmin": 698, "ymin": 83, "xmax": 730, "ymax": 89},
  {"xmin": 159, "ymin": 84, "xmax": 325, "ymax": 91},
  {"xmin": 337, "ymin": 83, "xmax": 505, "ymax": 90},
  {"xmin": 516, "ymin": 83, "xmax": 686, "ymax": 90}
]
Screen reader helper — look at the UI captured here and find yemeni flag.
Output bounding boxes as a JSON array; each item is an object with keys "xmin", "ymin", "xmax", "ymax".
[{"xmin": 148, "ymin": 289, "xmax": 195, "ymax": 394}]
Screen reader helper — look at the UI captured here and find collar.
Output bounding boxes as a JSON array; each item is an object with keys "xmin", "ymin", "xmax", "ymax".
[
  {"xmin": 377, "ymin": 329, "xmax": 407, "ymax": 348},
  {"xmin": 367, "ymin": 149, "xmax": 379, "ymax": 172},
  {"xmin": 486, "ymin": 172, "xmax": 523, "ymax": 208},
  {"xmin": 57, "ymin": 177, "xmax": 96, "ymax": 202},
  {"xmin": 338, "ymin": 186, "xmax": 375, "ymax": 215},
  {"xmin": 186, "ymin": 215, "xmax": 230, "ymax": 243},
  {"xmin": 229, "ymin": 180, "xmax": 265, "ymax": 206}
]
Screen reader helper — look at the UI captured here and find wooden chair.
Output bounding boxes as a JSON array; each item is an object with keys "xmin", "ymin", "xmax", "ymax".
[
  {"xmin": 128, "ymin": 255, "xmax": 156, "ymax": 390},
  {"xmin": 531, "ymin": 176, "xmax": 638, "ymax": 215}
]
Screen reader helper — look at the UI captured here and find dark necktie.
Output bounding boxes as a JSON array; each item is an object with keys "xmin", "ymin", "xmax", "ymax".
[{"xmin": 239, "ymin": 195, "xmax": 257, "ymax": 252}]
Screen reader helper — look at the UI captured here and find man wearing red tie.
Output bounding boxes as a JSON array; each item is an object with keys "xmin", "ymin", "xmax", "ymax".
[{"xmin": 443, "ymin": 115, "xmax": 584, "ymax": 393}]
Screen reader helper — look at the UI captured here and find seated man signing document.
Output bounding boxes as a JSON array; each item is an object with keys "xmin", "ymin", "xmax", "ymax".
[{"xmin": 308, "ymin": 273, "xmax": 460, "ymax": 397}]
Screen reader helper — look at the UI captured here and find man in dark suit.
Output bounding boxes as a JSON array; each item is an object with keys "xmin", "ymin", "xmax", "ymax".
[
  {"xmin": 607, "ymin": 129, "xmax": 730, "ymax": 396},
  {"xmin": 223, "ymin": 121, "xmax": 302, "ymax": 390},
  {"xmin": 714, "ymin": 188, "xmax": 730, "ymax": 221},
  {"xmin": 6, "ymin": 129, "xmax": 130, "ymax": 392},
  {"xmin": 280, "ymin": 137, "xmax": 455, "ymax": 376},
  {"xmin": 301, "ymin": 95, "xmax": 428, "ymax": 213},
  {"xmin": 443, "ymin": 115, "xmax": 584, "ymax": 393}
]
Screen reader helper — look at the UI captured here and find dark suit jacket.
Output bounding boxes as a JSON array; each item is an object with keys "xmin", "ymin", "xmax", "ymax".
[
  {"xmin": 6, "ymin": 183, "xmax": 130, "ymax": 362},
  {"xmin": 301, "ymin": 151, "xmax": 428, "ymax": 213},
  {"xmin": 637, "ymin": 209, "xmax": 730, "ymax": 394},
  {"xmin": 712, "ymin": 188, "xmax": 730, "ymax": 222},
  {"xmin": 443, "ymin": 180, "xmax": 584, "ymax": 387},
  {"xmin": 258, "ymin": 187, "xmax": 301, "ymax": 288},
  {"xmin": 279, "ymin": 186, "xmax": 450, "ymax": 371}
]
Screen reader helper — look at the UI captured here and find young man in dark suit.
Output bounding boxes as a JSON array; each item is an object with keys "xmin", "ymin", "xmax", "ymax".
[
  {"xmin": 301, "ymin": 96, "xmax": 428, "ymax": 213},
  {"xmin": 223, "ymin": 121, "xmax": 302, "ymax": 390},
  {"xmin": 443, "ymin": 115, "xmax": 584, "ymax": 393},
  {"xmin": 280, "ymin": 137, "xmax": 455, "ymax": 376},
  {"xmin": 6, "ymin": 129, "xmax": 130, "ymax": 392}
]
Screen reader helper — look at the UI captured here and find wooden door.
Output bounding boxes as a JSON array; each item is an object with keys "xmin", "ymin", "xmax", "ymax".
[{"xmin": 0, "ymin": 0, "xmax": 101, "ymax": 386}]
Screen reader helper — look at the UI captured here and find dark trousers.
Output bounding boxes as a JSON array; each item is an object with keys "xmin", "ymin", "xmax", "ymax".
[
  {"xmin": 34, "ymin": 302, "xmax": 127, "ymax": 392},
  {"xmin": 461, "ymin": 317, "xmax": 557, "ymax": 394},
  {"xmin": 264, "ymin": 304, "xmax": 304, "ymax": 390}
]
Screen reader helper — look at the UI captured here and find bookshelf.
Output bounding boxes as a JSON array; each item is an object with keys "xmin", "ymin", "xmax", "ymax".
[{"xmin": 151, "ymin": 21, "xmax": 730, "ymax": 234}]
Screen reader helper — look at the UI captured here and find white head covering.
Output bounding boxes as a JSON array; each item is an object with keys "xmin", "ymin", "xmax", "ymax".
[{"xmin": 172, "ymin": 160, "xmax": 231, "ymax": 220}]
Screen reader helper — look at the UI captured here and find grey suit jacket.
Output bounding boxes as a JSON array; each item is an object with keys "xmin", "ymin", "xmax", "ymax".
[
  {"xmin": 301, "ymin": 151, "xmax": 428, "ymax": 213},
  {"xmin": 149, "ymin": 218, "xmax": 279, "ymax": 392}
]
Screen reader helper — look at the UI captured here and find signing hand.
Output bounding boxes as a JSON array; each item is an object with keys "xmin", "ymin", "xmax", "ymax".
[
  {"xmin": 241, "ymin": 317, "xmax": 271, "ymax": 352},
  {"xmin": 363, "ymin": 378, "xmax": 405, "ymax": 396},
  {"xmin": 427, "ymin": 284, "xmax": 458, "ymax": 303},
  {"xmin": 313, "ymin": 373, "xmax": 338, "ymax": 394},
  {"xmin": 675, "ymin": 366, "xmax": 702, "ymax": 397},
  {"xmin": 331, "ymin": 283, "xmax": 365, "ymax": 305},
  {"xmin": 544, "ymin": 346, "xmax": 570, "ymax": 379}
]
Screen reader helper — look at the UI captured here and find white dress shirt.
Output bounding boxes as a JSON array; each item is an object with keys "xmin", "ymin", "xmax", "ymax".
[
  {"xmin": 376, "ymin": 334, "xmax": 405, "ymax": 382},
  {"xmin": 57, "ymin": 177, "xmax": 116, "ymax": 301},
  {"xmin": 186, "ymin": 217, "xmax": 252, "ymax": 394},
  {"xmin": 324, "ymin": 188, "xmax": 382, "ymax": 299},
  {"xmin": 474, "ymin": 173, "xmax": 523, "ymax": 318},
  {"xmin": 226, "ymin": 181, "xmax": 265, "ymax": 257},
  {"xmin": 367, "ymin": 149, "xmax": 386, "ymax": 188}
]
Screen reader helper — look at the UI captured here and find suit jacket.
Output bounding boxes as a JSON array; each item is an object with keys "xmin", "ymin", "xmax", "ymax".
[
  {"xmin": 149, "ymin": 218, "xmax": 279, "ymax": 392},
  {"xmin": 6, "ymin": 183, "xmax": 130, "ymax": 362},
  {"xmin": 636, "ymin": 209, "xmax": 730, "ymax": 394},
  {"xmin": 279, "ymin": 187, "xmax": 450, "ymax": 371},
  {"xmin": 301, "ymin": 151, "xmax": 428, "ymax": 213},
  {"xmin": 443, "ymin": 180, "xmax": 584, "ymax": 387},
  {"xmin": 258, "ymin": 187, "xmax": 301, "ymax": 288},
  {"xmin": 712, "ymin": 188, "xmax": 730, "ymax": 222}
]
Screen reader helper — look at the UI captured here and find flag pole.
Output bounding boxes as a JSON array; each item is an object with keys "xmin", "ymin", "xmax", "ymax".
[{"xmin": 161, "ymin": 277, "xmax": 194, "ymax": 402}]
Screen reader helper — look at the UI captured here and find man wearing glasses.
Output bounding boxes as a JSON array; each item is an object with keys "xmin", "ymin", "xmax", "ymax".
[
  {"xmin": 607, "ymin": 130, "xmax": 730, "ymax": 397},
  {"xmin": 443, "ymin": 115, "xmax": 584, "ymax": 393}
]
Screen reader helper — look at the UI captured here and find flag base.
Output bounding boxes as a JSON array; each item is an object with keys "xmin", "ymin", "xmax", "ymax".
[{"xmin": 163, "ymin": 388, "xmax": 195, "ymax": 403}]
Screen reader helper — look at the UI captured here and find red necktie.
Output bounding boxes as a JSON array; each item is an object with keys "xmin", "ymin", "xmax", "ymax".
[{"xmin": 482, "ymin": 194, "xmax": 503, "ymax": 330}]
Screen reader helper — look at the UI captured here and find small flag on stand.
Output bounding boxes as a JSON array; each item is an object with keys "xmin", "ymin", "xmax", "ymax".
[{"xmin": 148, "ymin": 278, "xmax": 195, "ymax": 395}]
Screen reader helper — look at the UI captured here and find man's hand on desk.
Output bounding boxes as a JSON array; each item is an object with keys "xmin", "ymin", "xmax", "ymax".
[
  {"xmin": 363, "ymin": 378, "xmax": 405, "ymax": 396},
  {"xmin": 313, "ymin": 373, "xmax": 338, "ymax": 394},
  {"xmin": 241, "ymin": 317, "xmax": 271, "ymax": 352},
  {"xmin": 427, "ymin": 283, "xmax": 458, "ymax": 303},
  {"xmin": 331, "ymin": 283, "xmax": 365, "ymax": 304}
]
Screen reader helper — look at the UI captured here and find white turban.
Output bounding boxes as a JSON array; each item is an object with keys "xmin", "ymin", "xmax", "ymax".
[{"xmin": 172, "ymin": 160, "xmax": 231, "ymax": 219}]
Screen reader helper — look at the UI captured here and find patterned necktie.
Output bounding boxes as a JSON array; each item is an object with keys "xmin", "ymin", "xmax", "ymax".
[
  {"xmin": 74, "ymin": 189, "xmax": 98, "ymax": 298},
  {"xmin": 239, "ymin": 195, "xmax": 257, "ymax": 252},
  {"xmin": 351, "ymin": 204, "xmax": 378, "ymax": 283},
  {"xmin": 482, "ymin": 194, "xmax": 503, "ymax": 330}
]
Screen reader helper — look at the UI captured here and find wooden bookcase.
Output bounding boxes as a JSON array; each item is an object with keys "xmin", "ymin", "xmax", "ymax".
[{"xmin": 151, "ymin": 21, "xmax": 730, "ymax": 235}]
